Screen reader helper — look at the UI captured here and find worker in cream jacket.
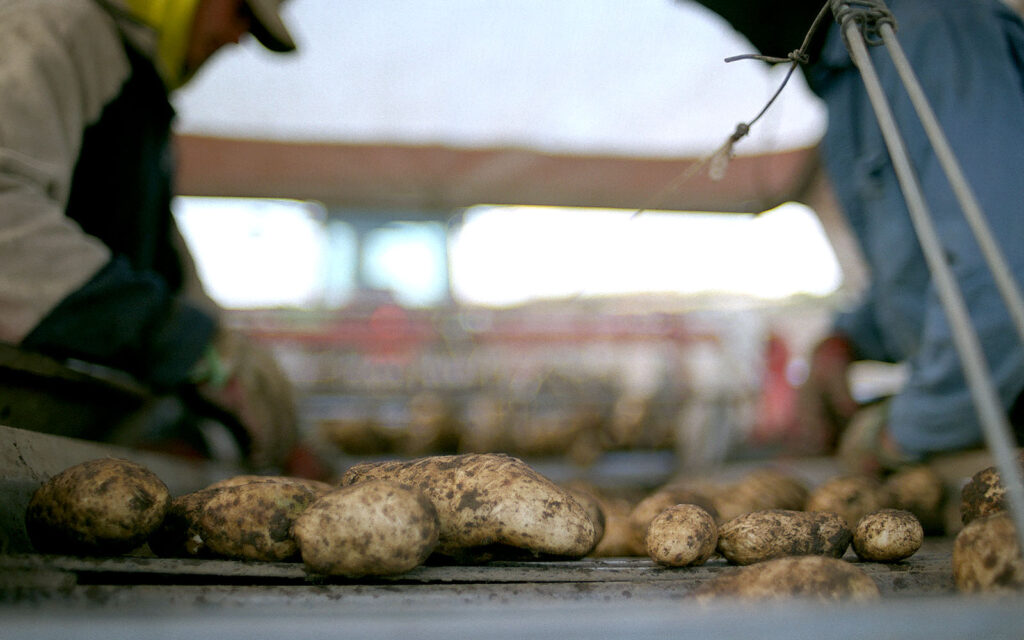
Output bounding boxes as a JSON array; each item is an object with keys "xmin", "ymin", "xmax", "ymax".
[{"xmin": 0, "ymin": 0, "xmax": 302, "ymax": 471}]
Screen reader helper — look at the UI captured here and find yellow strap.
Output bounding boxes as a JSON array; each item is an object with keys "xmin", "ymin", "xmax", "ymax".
[{"xmin": 123, "ymin": 0, "xmax": 202, "ymax": 89}]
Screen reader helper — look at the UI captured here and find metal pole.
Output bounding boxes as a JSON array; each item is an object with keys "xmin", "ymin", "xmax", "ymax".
[{"xmin": 841, "ymin": 18, "xmax": 1024, "ymax": 549}]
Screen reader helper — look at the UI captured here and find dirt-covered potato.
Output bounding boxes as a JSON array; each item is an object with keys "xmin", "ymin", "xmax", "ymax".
[
  {"xmin": 151, "ymin": 481, "xmax": 319, "ymax": 561},
  {"xmin": 852, "ymin": 509, "xmax": 923, "ymax": 562},
  {"xmin": 292, "ymin": 481, "xmax": 439, "ymax": 577},
  {"xmin": 627, "ymin": 487, "xmax": 717, "ymax": 550},
  {"xmin": 339, "ymin": 453, "xmax": 598, "ymax": 559},
  {"xmin": 716, "ymin": 509, "xmax": 851, "ymax": 565},
  {"xmin": 806, "ymin": 475, "xmax": 892, "ymax": 528},
  {"xmin": 883, "ymin": 465, "xmax": 946, "ymax": 534},
  {"xmin": 952, "ymin": 512, "xmax": 1023, "ymax": 593},
  {"xmin": 25, "ymin": 458, "xmax": 170, "ymax": 555},
  {"xmin": 197, "ymin": 482, "xmax": 320, "ymax": 562},
  {"xmin": 645, "ymin": 504, "xmax": 717, "ymax": 567},
  {"xmin": 691, "ymin": 556, "xmax": 880, "ymax": 603},
  {"xmin": 959, "ymin": 450, "xmax": 1024, "ymax": 525},
  {"xmin": 710, "ymin": 468, "xmax": 809, "ymax": 522}
]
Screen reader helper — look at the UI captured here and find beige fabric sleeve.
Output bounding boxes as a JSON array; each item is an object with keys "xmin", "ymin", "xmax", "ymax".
[{"xmin": 0, "ymin": 0, "xmax": 132, "ymax": 341}]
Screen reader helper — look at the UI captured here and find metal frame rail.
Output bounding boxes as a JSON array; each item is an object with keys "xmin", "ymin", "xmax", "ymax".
[{"xmin": 831, "ymin": 0, "xmax": 1024, "ymax": 549}]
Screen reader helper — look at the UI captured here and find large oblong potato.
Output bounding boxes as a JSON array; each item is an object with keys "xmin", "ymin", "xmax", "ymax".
[
  {"xmin": 716, "ymin": 509, "xmax": 851, "ymax": 565},
  {"xmin": 691, "ymin": 556, "xmax": 880, "ymax": 603},
  {"xmin": 645, "ymin": 504, "xmax": 717, "ymax": 567},
  {"xmin": 952, "ymin": 512, "xmax": 1023, "ymax": 593},
  {"xmin": 25, "ymin": 458, "xmax": 170, "ymax": 555},
  {"xmin": 340, "ymin": 453, "xmax": 598, "ymax": 559},
  {"xmin": 292, "ymin": 481, "xmax": 440, "ymax": 577}
]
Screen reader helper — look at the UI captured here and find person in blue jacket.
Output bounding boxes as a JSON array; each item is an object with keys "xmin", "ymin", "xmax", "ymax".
[
  {"xmin": 688, "ymin": 0, "xmax": 1024, "ymax": 472},
  {"xmin": 0, "ymin": 0, "xmax": 302, "ymax": 470}
]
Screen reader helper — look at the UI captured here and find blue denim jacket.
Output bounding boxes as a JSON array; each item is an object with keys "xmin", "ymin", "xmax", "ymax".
[{"xmin": 807, "ymin": 0, "xmax": 1024, "ymax": 456}]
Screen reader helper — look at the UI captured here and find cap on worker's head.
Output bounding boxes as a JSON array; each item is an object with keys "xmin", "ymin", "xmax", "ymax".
[{"xmin": 246, "ymin": 0, "xmax": 296, "ymax": 52}]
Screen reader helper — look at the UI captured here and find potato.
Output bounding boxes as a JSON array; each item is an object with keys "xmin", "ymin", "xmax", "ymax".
[
  {"xmin": 691, "ymin": 556, "xmax": 880, "ymax": 603},
  {"xmin": 25, "ymin": 458, "xmax": 170, "ymax": 555},
  {"xmin": 628, "ymin": 487, "xmax": 717, "ymax": 551},
  {"xmin": 149, "ymin": 475, "xmax": 334, "ymax": 560},
  {"xmin": 852, "ymin": 509, "xmax": 923, "ymax": 562},
  {"xmin": 196, "ymin": 482, "xmax": 320, "ymax": 562},
  {"xmin": 710, "ymin": 468, "xmax": 809, "ymax": 522},
  {"xmin": 292, "ymin": 481, "xmax": 439, "ymax": 577},
  {"xmin": 883, "ymin": 465, "xmax": 946, "ymax": 534},
  {"xmin": 952, "ymin": 512, "xmax": 1023, "ymax": 593},
  {"xmin": 959, "ymin": 450, "xmax": 1024, "ymax": 525},
  {"xmin": 716, "ymin": 509, "xmax": 851, "ymax": 565},
  {"xmin": 645, "ymin": 504, "xmax": 717, "ymax": 567},
  {"xmin": 806, "ymin": 475, "xmax": 891, "ymax": 528},
  {"xmin": 339, "ymin": 453, "xmax": 598, "ymax": 559}
]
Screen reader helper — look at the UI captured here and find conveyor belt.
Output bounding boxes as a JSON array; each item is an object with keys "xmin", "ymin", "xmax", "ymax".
[
  {"xmin": 1, "ymin": 542, "xmax": 1020, "ymax": 640},
  {"xmin": 0, "ymin": 540, "xmax": 956, "ymax": 594}
]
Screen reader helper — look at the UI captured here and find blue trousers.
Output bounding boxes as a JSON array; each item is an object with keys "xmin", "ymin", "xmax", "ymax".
[{"xmin": 807, "ymin": 0, "xmax": 1024, "ymax": 456}]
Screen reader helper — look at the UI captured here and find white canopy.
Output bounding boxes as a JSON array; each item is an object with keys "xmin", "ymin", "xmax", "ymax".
[{"xmin": 174, "ymin": 0, "xmax": 826, "ymax": 157}]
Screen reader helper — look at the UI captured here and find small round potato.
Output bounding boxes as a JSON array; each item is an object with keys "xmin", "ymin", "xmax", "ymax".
[
  {"xmin": 691, "ymin": 555, "xmax": 880, "ymax": 603},
  {"xmin": 952, "ymin": 512, "xmax": 1023, "ymax": 593},
  {"xmin": 717, "ymin": 509, "xmax": 851, "ymax": 565},
  {"xmin": 852, "ymin": 509, "xmax": 923, "ymax": 562},
  {"xmin": 645, "ymin": 504, "xmax": 717, "ymax": 567},
  {"xmin": 292, "ymin": 481, "xmax": 440, "ymax": 577},
  {"xmin": 25, "ymin": 458, "xmax": 170, "ymax": 555}
]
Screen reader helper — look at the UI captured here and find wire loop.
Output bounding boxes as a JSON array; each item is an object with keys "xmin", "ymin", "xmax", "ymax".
[{"xmin": 831, "ymin": 0, "xmax": 897, "ymax": 47}]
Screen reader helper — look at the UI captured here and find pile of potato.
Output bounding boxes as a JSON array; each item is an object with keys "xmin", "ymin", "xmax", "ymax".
[
  {"xmin": 23, "ymin": 450, "xmax": 1023, "ymax": 598},
  {"xmin": 23, "ymin": 453, "xmax": 599, "ymax": 577},
  {"xmin": 584, "ymin": 458, "xmax": 1022, "ymax": 601}
]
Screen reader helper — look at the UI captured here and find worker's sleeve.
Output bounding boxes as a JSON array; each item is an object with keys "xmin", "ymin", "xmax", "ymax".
[
  {"xmin": 0, "ymin": 2, "xmax": 214, "ymax": 389},
  {"xmin": 811, "ymin": 1, "xmax": 1024, "ymax": 456}
]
